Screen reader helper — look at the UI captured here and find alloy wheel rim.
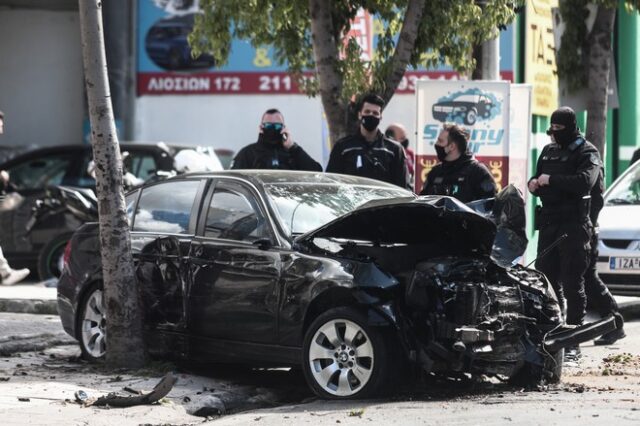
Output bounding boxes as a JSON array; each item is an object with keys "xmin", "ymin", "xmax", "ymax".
[
  {"xmin": 308, "ymin": 319, "xmax": 374, "ymax": 397},
  {"xmin": 81, "ymin": 289, "xmax": 106, "ymax": 358}
]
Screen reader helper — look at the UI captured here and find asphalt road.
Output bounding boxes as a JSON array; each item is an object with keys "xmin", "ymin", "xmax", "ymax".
[{"xmin": 0, "ymin": 313, "xmax": 639, "ymax": 425}]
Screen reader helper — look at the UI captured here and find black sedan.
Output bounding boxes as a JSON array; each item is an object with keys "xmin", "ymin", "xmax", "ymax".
[{"xmin": 57, "ymin": 171, "xmax": 615, "ymax": 399}]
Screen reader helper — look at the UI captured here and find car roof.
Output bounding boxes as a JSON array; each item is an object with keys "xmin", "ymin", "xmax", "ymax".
[
  {"xmin": 0, "ymin": 143, "xmax": 207, "ymax": 168},
  {"xmin": 178, "ymin": 170, "xmax": 411, "ymax": 190}
]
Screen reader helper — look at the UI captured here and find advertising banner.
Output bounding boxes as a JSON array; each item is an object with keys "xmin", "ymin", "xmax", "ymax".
[
  {"xmin": 137, "ymin": 0, "xmax": 514, "ymax": 96},
  {"xmin": 525, "ymin": 0, "xmax": 558, "ymax": 116},
  {"xmin": 509, "ymin": 84, "xmax": 532, "ymax": 198},
  {"xmin": 415, "ymin": 80, "xmax": 511, "ymax": 193}
]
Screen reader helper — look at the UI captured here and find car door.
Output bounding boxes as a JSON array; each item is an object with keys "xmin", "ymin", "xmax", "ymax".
[
  {"xmin": 130, "ymin": 178, "xmax": 206, "ymax": 355},
  {"xmin": 187, "ymin": 178, "xmax": 281, "ymax": 350}
]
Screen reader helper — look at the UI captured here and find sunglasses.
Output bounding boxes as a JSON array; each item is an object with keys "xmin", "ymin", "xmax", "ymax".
[{"xmin": 262, "ymin": 122, "xmax": 284, "ymax": 131}]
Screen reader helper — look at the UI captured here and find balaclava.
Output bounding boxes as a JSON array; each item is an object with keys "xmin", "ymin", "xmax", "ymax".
[{"xmin": 548, "ymin": 106, "xmax": 579, "ymax": 146}]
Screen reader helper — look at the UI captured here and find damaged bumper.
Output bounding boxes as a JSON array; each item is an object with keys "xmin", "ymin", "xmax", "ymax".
[{"xmin": 543, "ymin": 315, "xmax": 617, "ymax": 352}]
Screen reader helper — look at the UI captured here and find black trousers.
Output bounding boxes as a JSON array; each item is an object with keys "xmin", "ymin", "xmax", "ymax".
[
  {"xmin": 584, "ymin": 229, "xmax": 618, "ymax": 316},
  {"xmin": 536, "ymin": 220, "xmax": 591, "ymax": 325}
]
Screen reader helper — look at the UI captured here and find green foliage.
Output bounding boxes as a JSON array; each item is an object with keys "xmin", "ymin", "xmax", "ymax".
[
  {"xmin": 190, "ymin": 0, "xmax": 522, "ymax": 103},
  {"xmin": 558, "ymin": 0, "xmax": 639, "ymax": 93}
]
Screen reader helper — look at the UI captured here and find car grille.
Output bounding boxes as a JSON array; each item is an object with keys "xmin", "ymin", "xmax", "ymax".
[
  {"xmin": 600, "ymin": 273, "xmax": 640, "ymax": 296},
  {"xmin": 599, "ymin": 273, "xmax": 640, "ymax": 285},
  {"xmin": 602, "ymin": 239, "xmax": 632, "ymax": 249}
]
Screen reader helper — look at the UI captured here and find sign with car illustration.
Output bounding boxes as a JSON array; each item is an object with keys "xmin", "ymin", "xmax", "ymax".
[
  {"xmin": 137, "ymin": 0, "xmax": 515, "ymax": 95},
  {"xmin": 416, "ymin": 80, "xmax": 510, "ymax": 192}
]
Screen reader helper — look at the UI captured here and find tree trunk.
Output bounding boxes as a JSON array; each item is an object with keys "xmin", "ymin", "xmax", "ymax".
[
  {"xmin": 381, "ymin": 0, "xmax": 426, "ymax": 103},
  {"xmin": 78, "ymin": 0, "xmax": 144, "ymax": 368},
  {"xmin": 308, "ymin": 0, "xmax": 348, "ymax": 146},
  {"xmin": 586, "ymin": 5, "xmax": 616, "ymax": 156}
]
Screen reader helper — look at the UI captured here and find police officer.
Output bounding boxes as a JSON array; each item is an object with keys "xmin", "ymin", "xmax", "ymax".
[
  {"xmin": 583, "ymin": 152, "xmax": 626, "ymax": 345},
  {"xmin": 528, "ymin": 106, "xmax": 600, "ymax": 359},
  {"xmin": 419, "ymin": 123, "xmax": 497, "ymax": 202},
  {"xmin": 231, "ymin": 108, "xmax": 322, "ymax": 171},
  {"xmin": 326, "ymin": 94, "xmax": 408, "ymax": 188}
]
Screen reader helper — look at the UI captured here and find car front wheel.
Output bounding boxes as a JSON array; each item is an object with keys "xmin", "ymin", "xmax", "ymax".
[
  {"xmin": 302, "ymin": 307, "xmax": 396, "ymax": 399},
  {"xmin": 77, "ymin": 283, "xmax": 106, "ymax": 361}
]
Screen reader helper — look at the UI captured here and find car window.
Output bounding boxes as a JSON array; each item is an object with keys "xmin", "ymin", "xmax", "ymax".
[
  {"xmin": 606, "ymin": 163, "xmax": 640, "ymax": 205},
  {"xmin": 7, "ymin": 154, "xmax": 73, "ymax": 190},
  {"xmin": 126, "ymin": 153, "xmax": 158, "ymax": 181},
  {"xmin": 125, "ymin": 190, "xmax": 139, "ymax": 226},
  {"xmin": 265, "ymin": 183, "xmax": 412, "ymax": 236},
  {"xmin": 133, "ymin": 180, "xmax": 200, "ymax": 234},
  {"xmin": 205, "ymin": 182, "xmax": 269, "ymax": 242}
]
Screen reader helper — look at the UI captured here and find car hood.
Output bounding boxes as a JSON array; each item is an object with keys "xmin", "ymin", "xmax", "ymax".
[
  {"xmin": 296, "ymin": 196, "xmax": 497, "ymax": 256},
  {"xmin": 598, "ymin": 205, "xmax": 640, "ymax": 239}
]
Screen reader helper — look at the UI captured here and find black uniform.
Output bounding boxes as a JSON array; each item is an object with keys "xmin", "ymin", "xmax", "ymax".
[
  {"xmin": 326, "ymin": 131, "xmax": 408, "ymax": 188},
  {"xmin": 231, "ymin": 140, "xmax": 322, "ymax": 171},
  {"xmin": 419, "ymin": 153, "xmax": 497, "ymax": 202},
  {"xmin": 583, "ymin": 156, "xmax": 619, "ymax": 316},
  {"xmin": 531, "ymin": 137, "xmax": 600, "ymax": 325}
]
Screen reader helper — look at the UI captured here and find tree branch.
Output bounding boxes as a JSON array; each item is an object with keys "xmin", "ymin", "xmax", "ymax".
[{"xmin": 381, "ymin": 0, "xmax": 426, "ymax": 103}]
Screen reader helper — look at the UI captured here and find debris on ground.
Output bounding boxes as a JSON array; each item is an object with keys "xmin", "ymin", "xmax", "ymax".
[{"xmin": 91, "ymin": 372, "xmax": 177, "ymax": 408}]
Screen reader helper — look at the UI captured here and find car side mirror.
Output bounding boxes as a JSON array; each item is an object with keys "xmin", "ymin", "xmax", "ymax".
[{"xmin": 252, "ymin": 238, "xmax": 272, "ymax": 250}]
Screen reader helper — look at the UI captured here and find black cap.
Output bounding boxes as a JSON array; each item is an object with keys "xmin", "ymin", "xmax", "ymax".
[{"xmin": 550, "ymin": 106, "xmax": 577, "ymax": 131}]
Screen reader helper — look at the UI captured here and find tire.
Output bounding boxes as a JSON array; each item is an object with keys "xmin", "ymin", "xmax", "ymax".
[
  {"xmin": 511, "ymin": 349, "xmax": 563, "ymax": 386},
  {"xmin": 77, "ymin": 282, "xmax": 107, "ymax": 361},
  {"xmin": 464, "ymin": 108, "xmax": 477, "ymax": 125},
  {"xmin": 37, "ymin": 233, "xmax": 73, "ymax": 280},
  {"xmin": 302, "ymin": 307, "xmax": 397, "ymax": 399}
]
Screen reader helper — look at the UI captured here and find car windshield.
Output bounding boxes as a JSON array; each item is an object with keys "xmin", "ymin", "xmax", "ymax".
[
  {"xmin": 606, "ymin": 163, "xmax": 640, "ymax": 205},
  {"xmin": 264, "ymin": 183, "xmax": 412, "ymax": 236}
]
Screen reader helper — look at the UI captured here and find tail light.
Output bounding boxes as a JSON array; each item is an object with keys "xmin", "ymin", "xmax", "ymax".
[{"xmin": 62, "ymin": 239, "xmax": 73, "ymax": 270}]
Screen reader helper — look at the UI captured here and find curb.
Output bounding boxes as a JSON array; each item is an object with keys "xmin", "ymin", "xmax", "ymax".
[
  {"xmin": 0, "ymin": 333, "xmax": 75, "ymax": 357},
  {"xmin": 0, "ymin": 298, "xmax": 58, "ymax": 315}
]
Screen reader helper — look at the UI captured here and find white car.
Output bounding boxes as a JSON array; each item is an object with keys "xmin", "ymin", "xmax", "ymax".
[{"xmin": 597, "ymin": 159, "xmax": 640, "ymax": 295}]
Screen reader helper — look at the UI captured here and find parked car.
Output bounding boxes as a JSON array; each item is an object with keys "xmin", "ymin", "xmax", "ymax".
[
  {"xmin": 57, "ymin": 171, "xmax": 614, "ymax": 399},
  {"xmin": 0, "ymin": 143, "xmax": 222, "ymax": 279},
  {"xmin": 596, "ymin": 159, "xmax": 640, "ymax": 295},
  {"xmin": 145, "ymin": 14, "xmax": 215, "ymax": 70}
]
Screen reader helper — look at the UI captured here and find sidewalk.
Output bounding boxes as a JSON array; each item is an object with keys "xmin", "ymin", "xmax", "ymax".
[{"xmin": 0, "ymin": 280, "xmax": 57, "ymax": 315}]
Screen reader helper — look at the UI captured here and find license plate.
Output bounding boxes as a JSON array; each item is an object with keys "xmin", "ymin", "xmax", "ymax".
[{"xmin": 610, "ymin": 257, "xmax": 640, "ymax": 270}]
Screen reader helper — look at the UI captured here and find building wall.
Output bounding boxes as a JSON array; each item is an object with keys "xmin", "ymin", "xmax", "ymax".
[
  {"xmin": 0, "ymin": 8, "xmax": 83, "ymax": 147},
  {"xmin": 133, "ymin": 92, "xmax": 418, "ymax": 168}
]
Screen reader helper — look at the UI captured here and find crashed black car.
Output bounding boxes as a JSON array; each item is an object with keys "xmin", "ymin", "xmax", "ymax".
[{"xmin": 57, "ymin": 171, "xmax": 615, "ymax": 399}]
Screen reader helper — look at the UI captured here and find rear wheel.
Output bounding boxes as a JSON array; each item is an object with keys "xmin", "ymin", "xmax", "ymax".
[
  {"xmin": 37, "ymin": 233, "xmax": 72, "ymax": 280},
  {"xmin": 302, "ymin": 307, "xmax": 397, "ymax": 399},
  {"xmin": 77, "ymin": 283, "xmax": 106, "ymax": 361}
]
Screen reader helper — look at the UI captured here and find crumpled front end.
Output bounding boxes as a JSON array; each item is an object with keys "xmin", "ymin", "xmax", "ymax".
[{"xmin": 399, "ymin": 256, "xmax": 563, "ymax": 378}]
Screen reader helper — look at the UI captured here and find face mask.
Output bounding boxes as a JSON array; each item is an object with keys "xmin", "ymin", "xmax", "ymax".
[
  {"xmin": 361, "ymin": 115, "xmax": 380, "ymax": 132},
  {"xmin": 547, "ymin": 127, "xmax": 575, "ymax": 146},
  {"xmin": 400, "ymin": 139, "xmax": 409, "ymax": 149},
  {"xmin": 435, "ymin": 145, "xmax": 448, "ymax": 162},
  {"xmin": 262, "ymin": 127, "xmax": 284, "ymax": 145}
]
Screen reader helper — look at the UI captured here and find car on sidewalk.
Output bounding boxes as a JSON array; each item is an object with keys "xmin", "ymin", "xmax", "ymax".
[
  {"xmin": 596, "ymin": 159, "xmax": 640, "ymax": 296},
  {"xmin": 57, "ymin": 171, "xmax": 615, "ymax": 399},
  {"xmin": 0, "ymin": 143, "xmax": 223, "ymax": 280}
]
